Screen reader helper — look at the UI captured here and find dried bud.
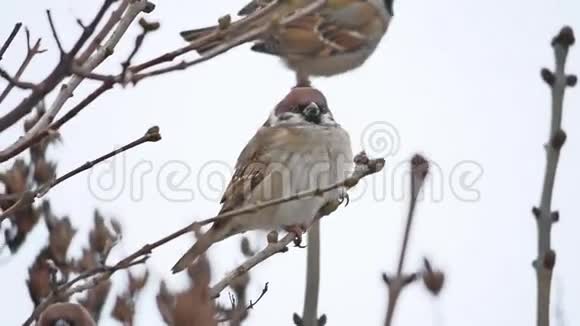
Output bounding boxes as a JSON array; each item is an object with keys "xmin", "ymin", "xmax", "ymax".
[
  {"xmin": 381, "ymin": 273, "xmax": 391, "ymax": 285},
  {"xmin": 566, "ymin": 74, "xmax": 578, "ymax": 87},
  {"xmin": 422, "ymin": 270, "xmax": 445, "ymax": 295},
  {"xmin": 353, "ymin": 151, "xmax": 369, "ymax": 165},
  {"xmin": 543, "ymin": 250, "xmax": 556, "ymax": 270},
  {"xmin": 532, "ymin": 206, "xmax": 541, "ymax": 218},
  {"xmin": 551, "ymin": 211, "xmax": 560, "ymax": 223},
  {"xmin": 550, "ymin": 130, "xmax": 567, "ymax": 150},
  {"xmin": 146, "ymin": 126, "xmax": 161, "ymax": 142},
  {"xmin": 267, "ymin": 230, "xmax": 278, "ymax": 244},
  {"xmin": 33, "ymin": 159, "xmax": 56, "ymax": 184},
  {"xmin": 144, "ymin": 1, "xmax": 156, "ymax": 13},
  {"xmin": 138, "ymin": 18, "xmax": 160, "ymax": 31},
  {"xmin": 218, "ymin": 15, "xmax": 232, "ymax": 29},
  {"xmin": 411, "ymin": 154, "xmax": 429, "ymax": 180},
  {"xmin": 540, "ymin": 68, "xmax": 555, "ymax": 86},
  {"xmin": 552, "ymin": 26, "xmax": 575, "ymax": 47},
  {"xmin": 293, "ymin": 313, "xmax": 304, "ymax": 326},
  {"xmin": 240, "ymin": 237, "xmax": 254, "ymax": 257}
]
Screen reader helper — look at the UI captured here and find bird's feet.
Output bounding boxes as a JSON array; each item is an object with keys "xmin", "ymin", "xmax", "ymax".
[
  {"xmin": 283, "ymin": 224, "xmax": 307, "ymax": 247},
  {"xmin": 338, "ymin": 187, "xmax": 350, "ymax": 207}
]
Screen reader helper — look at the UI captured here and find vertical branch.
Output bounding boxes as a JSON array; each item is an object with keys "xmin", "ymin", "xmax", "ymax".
[
  {"xmin": 297, "ymin": 220, "xmax": 324, "ymax": 326},
  {"xmin": 383, "ymin": 154, "xmax": 429, "ymax": 326},
  {"xmin": 533, "ymin": 26, "xmax": 576, "ymax": 326}
]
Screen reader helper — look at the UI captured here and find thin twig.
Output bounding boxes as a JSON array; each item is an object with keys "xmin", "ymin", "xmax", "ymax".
[
  {"xmin": 0, "ymin": 33, "xmax": 45, "ymax": 104},
  {"xmin": 118, "ymin": 18, "xmax": 159, "ymax": 84},
  {"xmin": 77, "ymin": 0, "xmax": 130, "ymax": 63},
  {"xmin": 217, "ymin": 282, "xmax": 270, "ymax": 322},
  {"xmin": 0, "ymin": 79, "xmax": 115, "ymax": 162},
  {"xmin": 0, "ymin": 22, "xmax": 22, "ymax": 61},
  {"xmin": 0, "ymin": 0, "xmax": 115, "ymax": 133},
  {"xmin": 533, "ymin": 26, "xmax": 576, "ymax": 326},
  {"xmin": 131, "ymin": 0, "xmax": 327, "ymax": 83},
  {"xmin": 383, "ymin": 154, "xmax": 430, "ymax": 326},
  {"xmin": 0, "ymin": 126, "xmax": 161, "ymax": 224},
  {"xmin": 46, "ymin": 10, "xmax": 65, "ymax": 55},
  {"xmin": 0, "ymin": 0, "xmax": 147, "ymax": 162}
]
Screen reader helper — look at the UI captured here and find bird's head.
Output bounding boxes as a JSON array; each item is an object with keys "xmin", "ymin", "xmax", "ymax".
[{"xmin": 266, "ymin": 87, "xmax": 336, "ymax": 127}]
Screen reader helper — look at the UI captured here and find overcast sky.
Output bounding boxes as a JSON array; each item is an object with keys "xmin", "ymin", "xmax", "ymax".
[{"xmin": 1, "ymin": 0, "xmax": 579, "ymax": 325}]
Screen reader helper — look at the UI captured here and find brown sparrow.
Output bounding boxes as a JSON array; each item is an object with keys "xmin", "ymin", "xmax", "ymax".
[
  {"xmin": 171, "ymin": 87, "xmax": 352, "ymax": 273},
  {"xmin": 37, "ymin": 303, "xmax": 96, "ymax": 326},
  {"xmin": 180, "ymin": 0, "xmax": 394, "ymax": 86}
]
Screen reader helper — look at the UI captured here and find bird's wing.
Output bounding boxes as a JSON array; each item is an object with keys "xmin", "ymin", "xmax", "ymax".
[
  {"xmin": 218, "ymin": 127, "xmax": 292, "ymax": 215},
  {"xmin": 252, "ymin": 1, "xmax": 384, "ymax": 57}
]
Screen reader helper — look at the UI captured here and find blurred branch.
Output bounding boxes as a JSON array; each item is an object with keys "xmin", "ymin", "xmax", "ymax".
[
  {"xmin": 383, "ymin": 154, "xmax": 429, "ymax": 326},
  {"xmin": 217, "ymin": 282, "xmax": 269, "ymax": 323},
  {"xmin": 0, "ymin": 22, "xmax": 22, "ymax": 61},
  {"xmin": 533, "ymin": 26, "xmax": 576, "ymax": 326},
  {"xmin": 293, "ymin": 221, "xmax": 325, "ymax": 326},
  {"xmin": 23, "ymin": 255, "xmax": 148, "ymax": 326},
  {"xmin": 76, "ymin": 0, "xmax": 327, "ymax": 85},
  {"xmin": 0, "ymin": 126, "xmax": 162, "ymax": 223}
]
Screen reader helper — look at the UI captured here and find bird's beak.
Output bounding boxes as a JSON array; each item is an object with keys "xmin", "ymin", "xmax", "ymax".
[{"xmin": 303, "ymin": 102, "xmax": 321, "ymax": 124}]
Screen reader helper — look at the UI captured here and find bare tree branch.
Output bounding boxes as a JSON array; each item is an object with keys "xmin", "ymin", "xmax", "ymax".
[
  {"xmin": 533, "ymin": 26, "xmax": 576, "ymax": 326},
  {"xmin": 0, "ymin": 0, "xmax": 116, "ymax": 133},
  {"xmin": 0, "ymin": 31, "xmax": 45, "ymax": 104},
  {"xmin": 0, "ymin": 126, "xmax": 161, "ymax": 224},
  {"xmin": 0, "ymin": 0, "xmax": 149, "ymax": 162},
  {"xmin": 46, "ymin": 10, "xmax": 65, "ymax": 56},
  {"xmin": 77, "ymin": 0, "xmax": 130, "ymax": 63},
  {"xmin": 293, "ymin": 221, "xmax": 325, "ymax": 326},
  {"xmin": 383, "ymin": 154, "xmax": 430, "ymax": 326},
  {"xmin": 0, "ymin": 22, "xmax": 22, "ymax": 61}
]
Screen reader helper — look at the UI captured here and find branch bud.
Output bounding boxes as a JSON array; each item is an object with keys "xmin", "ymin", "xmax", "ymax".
[
  {"xmin": 542, "ymin": 250, "xmax": 556, "ymax": 270},
  {"xmin": 540, "ymin": 68, "xmax": 555, "ymax": 86},
  {"xmin": 552, "ymin": 26, "xmax": 575, "ymax": 47},
  {"xmin": 566, "ymin": 74, "xmax": 577, "ymax": 87},
  {"xmin": 550, "ymin": 129, "xmax": 567, "ymax": 150}
]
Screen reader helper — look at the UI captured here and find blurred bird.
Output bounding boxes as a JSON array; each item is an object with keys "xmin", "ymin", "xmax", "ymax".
[
  {"xmin": 180, "ymin": 0, "xmax": 394, "ymax": 86},
  {"xmin": 171, "ymin": 87, "xmax": 353, "ymax": 273},
  {"xmin": 37, "ymin": 302, "xmax": 96, "ymax": 326}
]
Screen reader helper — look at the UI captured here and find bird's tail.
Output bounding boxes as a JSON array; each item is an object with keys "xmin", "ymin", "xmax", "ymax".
[{"xmin": 171, "ymin": 225, "xmax": 230, "ymax": 274}]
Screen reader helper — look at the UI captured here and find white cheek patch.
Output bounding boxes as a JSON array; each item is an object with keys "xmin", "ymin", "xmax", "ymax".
[
  {"xmin": 269, "ymin": 111, "xmax": 305, "ymax": 126},
  {"xmin": 320, "ymin": 113, "xmax": 338, "ymax": 126}
]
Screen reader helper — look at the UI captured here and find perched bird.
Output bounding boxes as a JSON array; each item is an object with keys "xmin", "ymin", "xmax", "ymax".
[
  {"xmin": 180, "ymin": 0, "xmax": 394, "ymax": 86},
  {"xmin": 171, "ymin": 87, "xmax": 353, "ymax": 273},
  {"xmin": 37, "ymin": 302, "xmax": 96, "ymax": 326}
]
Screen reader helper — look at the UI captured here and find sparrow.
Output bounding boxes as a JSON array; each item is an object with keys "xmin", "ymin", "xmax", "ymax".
[
  {"xmin": 37, "ymin": 303, "xmax": 96, "ymax": 326},
  {"xmin": 180, "ymin": 0, "xmax": 394, "ymax": 86},
  {"xmin": 171, "ymin": 87, "xmax": 353, "ymax": 273}
]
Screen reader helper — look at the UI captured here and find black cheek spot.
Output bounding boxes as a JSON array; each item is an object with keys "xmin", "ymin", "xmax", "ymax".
[{"xmin": 279, "ymin": 114, "xmax": 291, "ymax": 121}]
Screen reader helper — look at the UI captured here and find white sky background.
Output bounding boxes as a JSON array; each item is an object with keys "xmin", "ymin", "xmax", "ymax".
[{"xmin": 1, "ymin": 0, "xmax": 579, "ymax": 325}]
